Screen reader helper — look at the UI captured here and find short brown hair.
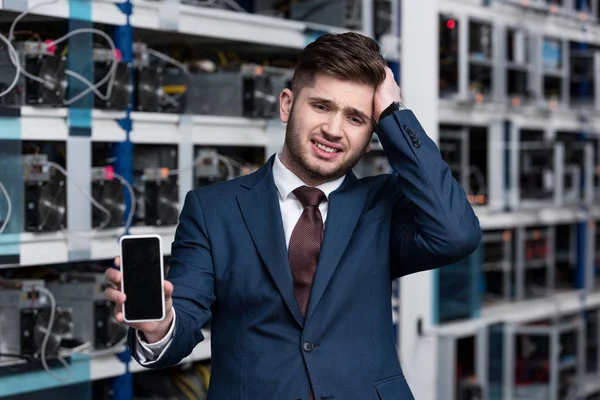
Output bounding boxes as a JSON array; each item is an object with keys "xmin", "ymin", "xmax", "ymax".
[{"xmin": 291, "ymin": 32, "xmax": 387, "ymax": 94}]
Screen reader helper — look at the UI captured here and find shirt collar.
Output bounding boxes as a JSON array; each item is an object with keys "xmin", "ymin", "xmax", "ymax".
[{"xmin": 272, "ymin": 153, "xmax": 346, "ymax": 201}]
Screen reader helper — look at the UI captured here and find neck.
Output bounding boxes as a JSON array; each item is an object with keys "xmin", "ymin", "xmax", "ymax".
[{"xmin": 279, "ymin": 147, "xmax": 327, "ymax": 187}]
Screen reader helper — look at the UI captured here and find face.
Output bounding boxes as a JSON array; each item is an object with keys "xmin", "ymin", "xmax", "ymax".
[{"xmin": 278, "ymin": 74, "xmax": 374, "ymax": 186}]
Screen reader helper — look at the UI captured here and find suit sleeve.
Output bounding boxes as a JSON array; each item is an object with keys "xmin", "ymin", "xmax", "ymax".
[
  {"xmin": 128, "ymin": 189, "xmax": 215, "ymax": 368},
  {"xmin": 375, "ymin": 109, "xmax": 482, "ymax": 279}
]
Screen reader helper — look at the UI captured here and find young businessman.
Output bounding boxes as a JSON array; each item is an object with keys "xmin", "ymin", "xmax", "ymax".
[{"xmin": 105, "ymin": 32, "xmax": 482, "ymax": 399}]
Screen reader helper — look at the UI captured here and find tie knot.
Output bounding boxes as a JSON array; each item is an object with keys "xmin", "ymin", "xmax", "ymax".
[{"xmin": 293, "ymin": 186, "xmax": 327, "ymax": 208}]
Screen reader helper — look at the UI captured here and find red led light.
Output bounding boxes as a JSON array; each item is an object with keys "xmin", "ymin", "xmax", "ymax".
[{"xmin": 446, "ymin": 19, "xmax": 456, "ymax": 29}]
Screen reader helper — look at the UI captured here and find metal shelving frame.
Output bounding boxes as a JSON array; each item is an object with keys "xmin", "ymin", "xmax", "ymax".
[
  {"xmin": 2, "ymin": 0, "xmax": 600, "ymax": 399},
  {"xmin": 0, "ymin": 0, "xmax": 404, "ymax": 398}
]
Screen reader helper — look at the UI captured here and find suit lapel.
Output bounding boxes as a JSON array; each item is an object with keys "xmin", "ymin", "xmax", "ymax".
[
  {"xmin": 305, "ymin": 173, "xmax": 368, "ymax": 323},
  {"xmin": 236, "ymin": 157, "xmax": 305, "ymax": 327}
]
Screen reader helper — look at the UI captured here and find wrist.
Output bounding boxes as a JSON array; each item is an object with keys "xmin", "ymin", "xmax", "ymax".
[
  {"xmin": 378, "ymin": 100, "xmax": 407, "ymax": 124},
  {"xmin": 142, "ymin": 308, "xmax": 174, "ymax": 343}
]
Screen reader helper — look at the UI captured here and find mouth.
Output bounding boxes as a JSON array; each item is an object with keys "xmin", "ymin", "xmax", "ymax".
[{"xmin": 311, "ymin": 139, "xmax": 343, "ymax": 159}]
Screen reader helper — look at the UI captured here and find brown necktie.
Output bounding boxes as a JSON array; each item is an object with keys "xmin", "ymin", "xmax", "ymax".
[
  {"xmin": 288, "ymin": 186, "xmax": 325, "ymax": 400},
  {"xmin": 288, "ymin": 186, "xmax": 326, "ymax": 318}
]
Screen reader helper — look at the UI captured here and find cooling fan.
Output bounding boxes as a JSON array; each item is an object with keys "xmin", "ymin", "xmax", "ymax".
[
  {"xmin": 24, "ymin": 176, "xmax": 67, "ymax": 232},
  {"xmin": 37, "ymin": 53, "xmax": 67, "ymax": 105},
  {"xmin": 154, "ymin": 179, "xmax": 179, "ymax": 225},
  {"xmin": 19, "ymin": 305, "xmax": 73, "ymax": 359},
  {"xmin": 105, "ymin": 62, "xmax": 133, "ymax": 110},
  {"xmin": 92, "ymin": 175, "xmax": 126, "ymax": 228},
  {"xmin": 143, "ymin": 170, "xmax": 179, "ymax": 226},
  {"xmin": 96, "ymin": 300, "xmax": 128, "ymax": 349},
  {"xmin": 135, "ymin": 66, "xmax": 161, "ymax": 112},
  {"xmin": 93, "ymin": 49, "xmax": 133, "ymax": 110},
  {"xmin": 38, "ymin": 178, "xmax": 67, "ymax": 230},
  {"xmin": 252, "ymin": 72, "xmax": 278, "ymax": 118},
  {"xmin": 31, "ymin": 307, "xmax": 73, "ymax": 358}
]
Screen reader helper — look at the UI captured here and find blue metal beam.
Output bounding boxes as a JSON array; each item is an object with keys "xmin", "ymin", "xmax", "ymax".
[{"xmin": 109, "ymin": 2, "xmax": 134, "ymax": 399}]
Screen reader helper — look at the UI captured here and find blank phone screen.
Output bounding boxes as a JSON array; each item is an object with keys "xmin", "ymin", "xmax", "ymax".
[{"xmin": 122, "ymin": 236, "xmax": 163, "ymax": 321}]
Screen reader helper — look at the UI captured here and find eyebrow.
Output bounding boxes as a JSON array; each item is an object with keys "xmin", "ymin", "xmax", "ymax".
[{"xmin": 307, "ymin": 96, "xmax": 370, "ymax": 121}]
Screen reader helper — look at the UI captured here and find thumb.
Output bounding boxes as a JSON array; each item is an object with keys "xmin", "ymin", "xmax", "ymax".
[{"xmin": 164, "ymin": 280, "xmax": 174, "ymax": 298}]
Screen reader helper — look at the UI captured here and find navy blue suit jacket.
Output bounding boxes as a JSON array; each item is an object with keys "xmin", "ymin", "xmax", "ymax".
[{"xmin": 128, "ymin": 109, "xmax": 482, "ymax": 400}]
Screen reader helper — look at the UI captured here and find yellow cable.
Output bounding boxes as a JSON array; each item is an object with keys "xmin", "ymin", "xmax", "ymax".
[
  {"xmin": 179, "ymin": 373, "xmax": 202, "ymax": 398},
  {"xmin": 216, "ymin": 51, "xmax": 228, "ymax": 66},
  {"xmin": 196, "ymin": 364, "xmax": 211, "ymax": 389},
  {"xmin": 172, "ymin": 375, "xmax": 196, "ymax": 400}
]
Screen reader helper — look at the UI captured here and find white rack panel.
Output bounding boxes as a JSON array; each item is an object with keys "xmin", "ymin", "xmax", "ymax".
[{"xmin": 0, "ymin": 0, "xmax": 127, "ymax": 25}]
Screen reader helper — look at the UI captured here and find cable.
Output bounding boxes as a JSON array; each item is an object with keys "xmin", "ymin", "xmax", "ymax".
[
  {"xmin": 44, "ymin": 161, "xmax": 112, "ymax": 229},
  {"xmin": 0, "ymin": 33, "xmax": 22, "ymax": 99},
  {"xmin": 90, "ymin": 335, "xmax": 128, "ymax": 357},
  {"xmin": 172, "ymin": 374, "xmax": 197, "ymax": 400},
  {"xmin": 52, "ymin": 29, "xmax": 118, "ymax": 105},
  {"xmin": 59, "ymin": 341, "xmax": 92, "ymax": 356},
  {"xmin": 192, "ymin": 0, "xmax": 248, "ymax": 12},
  {"xmin": 19, "ymin": 157, "xmax": 136, "ymax": 233},
  {"xmin": 8, "ymin": 0, "xmax": 60, "ymax": 41},
  {"xmin": 169, "ymin": 152, "xmax": 240, "ymax": 181},
  {"xmin": 0, "ymin": 182, "xmax": 12, "ymax": 235},
  {"xmin": 196, "ymin": 363, "xmax": 211, "ymax": 390},
  {"xmin": 108, "ymin": 170, "xmax": 136, "ymax": 233},
  {"xmin": 4, "ymin": 0, "xmax": 118, "ymax": 104},
  {"xmin": 214, "ymin": 154, "xmax": 236, "ymax": 180},
  {"xmin": 37, "ymin": 287, "xmax": 72, "ymax": 382},
  {"xmin": 145, "ymin": 47, "xmax": 189, "ymax": 108},
  {"xmin": 146, "ymin": 48, "xmax": 190, "ymax": 75},
  {"xmin": 13, "ymin": 29, "xmax": 118, "ymax": 105}
]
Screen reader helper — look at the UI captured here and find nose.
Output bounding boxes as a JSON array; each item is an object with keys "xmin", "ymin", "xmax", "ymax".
[{"xmin": 322, "ymin": 112, "xmax": 344, "ymax": 139}]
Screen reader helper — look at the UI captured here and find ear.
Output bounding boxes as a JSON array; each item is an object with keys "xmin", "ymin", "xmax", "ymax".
[
  {"xmin": 279, "ymin": 88, "xmax": 293, "ymax": 124},
  {"xmin": 364, "ymin": 133, "xmax": 373, "ymax": 153}
]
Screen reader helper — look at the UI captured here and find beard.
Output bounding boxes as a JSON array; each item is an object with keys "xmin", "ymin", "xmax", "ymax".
[{"xmin": 283, "ymin": 107, "xmax": 367, "ymax": 183}]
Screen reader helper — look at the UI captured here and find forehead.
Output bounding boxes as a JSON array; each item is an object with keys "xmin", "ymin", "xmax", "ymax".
[{"xmin": 300, "ymin": 74, "xmax": 375, "ymax": 114}]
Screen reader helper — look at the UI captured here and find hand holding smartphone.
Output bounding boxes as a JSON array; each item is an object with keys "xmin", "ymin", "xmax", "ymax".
[{"xmin": 104, "ymin": 234, "xmax": 175, "ymax": 343}]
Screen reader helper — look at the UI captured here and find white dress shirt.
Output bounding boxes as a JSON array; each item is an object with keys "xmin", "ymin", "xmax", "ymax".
[{"xmin": 135, "ymin": 154, "xmax": 346, "ymax": 363}]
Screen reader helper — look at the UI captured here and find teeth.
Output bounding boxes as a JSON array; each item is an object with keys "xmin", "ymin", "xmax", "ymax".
[{"xmin": 314, "ymin": 141, "xmax": 339, "ymax": 153}]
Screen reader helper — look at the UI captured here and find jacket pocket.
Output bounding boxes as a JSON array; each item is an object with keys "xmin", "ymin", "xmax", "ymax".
[{"xmin": 375, "ymin": 374, "xmax": 415, "ymax": 400}]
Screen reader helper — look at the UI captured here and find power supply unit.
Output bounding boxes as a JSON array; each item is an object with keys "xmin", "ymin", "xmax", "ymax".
[
  {"xmin": 93, "ymin": 48, "xmax": 133, "ymax": 110},
  {"xmin": 159, "ymin": 64, "xmax": 189, "ymax": 113},
  {"xmin": 0, "ymin": 41, "xmax": 67, "ymax": 107},
  {"xmin": 46, "ymin": 273, "xmax": 127, "ymax": 351},
  {"xmin": 132, "ymin": 145, "xmax": 179, "ymax": 226},
  {"xmin": 480, "ymin": 229, "xmax": 514, "ymax": 306},
  {"xmin": 22, "ymin": 154, "xmax": 67, "ymax": 232},
  {"xmin": 91, "ymin": 166, "xmax": 126, "ymax": 229},
  {"xmin": 287, "ymin": 0, "xmax": 392, "ymax": 40},
  {"xmin": 184, "ymin": 64, "xmax": 293, "ymax": 118},
  {"xmin": 0, "ymin": 280, "xmax": 73, "ymax": 359},
  {"xmin": 132, "ymin": 42, "xmax": 162, "ymax": 112},
  {"xmin": 142, "ymin": 168, "xmax": 179, "ymax": 226}
]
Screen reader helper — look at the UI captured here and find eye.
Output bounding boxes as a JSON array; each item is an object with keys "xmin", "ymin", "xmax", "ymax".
[
  {"xmin": 348, "ymin": 116, "xmax": 364, "ymax": 125},
  {"xmin": 312, "ymin": 104, "xmax": 328, "ymax": 111}
]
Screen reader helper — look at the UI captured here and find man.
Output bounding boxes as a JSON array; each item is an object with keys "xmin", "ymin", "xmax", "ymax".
[{"xmin": 105, "ymin": 32, "xmax": 482, "ymax": 399}]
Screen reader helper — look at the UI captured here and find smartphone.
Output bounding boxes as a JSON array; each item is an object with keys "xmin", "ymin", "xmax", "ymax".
[{"xmin": 119, "ymin": 234, "xmax": 165, "ymax": 323}]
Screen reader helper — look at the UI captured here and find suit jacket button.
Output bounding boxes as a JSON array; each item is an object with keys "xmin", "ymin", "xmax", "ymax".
[
  {"xmin": 414, "ymin": 142, "xmax": 421, "ymax": 148},
  {"xmin": 302, "ymin": 341, "xmax": 314, "ymax": 352}
]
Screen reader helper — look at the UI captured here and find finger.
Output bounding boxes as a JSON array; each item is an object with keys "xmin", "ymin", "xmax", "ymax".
[
  {"xmin": 114, "ymin": 308, "xmax": 125, "ymax": 323},
  {"xmin": 164, "ymin": 280, "xmax": 174, "ymax": 298},
  {"xmin": 105, "ymin": 287, "xmax": 126, "ymax": 304},
  {"xmin": 113, "ymin": 256, "xmax": 120, "ymax": 268},
  {"xmin": 105, "ymin": 268, "xmax": 122, "ymax": 286}
]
